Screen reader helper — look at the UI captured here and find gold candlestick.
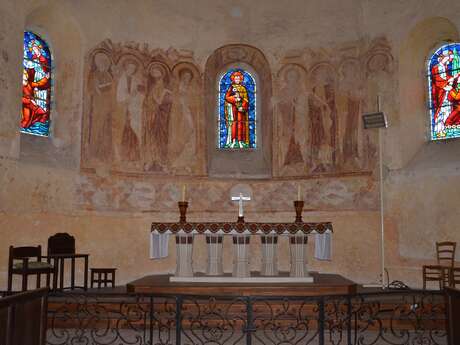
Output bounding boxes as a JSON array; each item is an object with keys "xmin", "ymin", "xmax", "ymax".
[
  {"xmin": 294, "ymin": 200, "xmax": 304, "ymax": 223},
  {"xmin": 178, "ymin": 201, "xmax": 188, "ymax": 223}
]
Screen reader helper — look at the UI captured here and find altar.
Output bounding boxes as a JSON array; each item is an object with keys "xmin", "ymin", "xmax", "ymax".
[{"xmin": 149, "ymin": 193, "xmax": 334, "ymax": 285}]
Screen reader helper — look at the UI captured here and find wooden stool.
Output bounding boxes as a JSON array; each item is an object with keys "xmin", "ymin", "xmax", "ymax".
[{"xmin": 90, "ymin": 268, "xmax": 116, "ymax": 289}]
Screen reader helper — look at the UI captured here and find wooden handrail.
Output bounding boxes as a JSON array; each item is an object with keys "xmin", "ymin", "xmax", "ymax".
[{"xmin": 0, "ymin": 287, "xmax": 48, "ymax": 306}]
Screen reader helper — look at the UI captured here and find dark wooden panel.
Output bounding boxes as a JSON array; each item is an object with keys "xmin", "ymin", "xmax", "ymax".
[
  {"xmin": 0, "ymin": 308, "xmax": 7, "ymax": 343},
  {"xmin": 446, "ymin": 287, "xmax": 460, "ymax": 345},
  {"xmin": 0, "ymin": 288, "xmax": 48, "ymax": 345},
  {"xmin": 12, "ymin": 299, "xmax": 42, "ymax": 345}
]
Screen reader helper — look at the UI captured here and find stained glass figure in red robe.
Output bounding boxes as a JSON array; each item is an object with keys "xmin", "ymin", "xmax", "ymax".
[
  {"xmin": 428, "ymin": 44, "xmax": 460, "ymax": 140},
  {"xmin": 218, "ymin": 69, "xmax": 256, "ymax": 149},
  {"xmin": 21, "ymin": 32, "xmax": 51, "ymax": 136},
  {"xmin": 22, "ymin": 69, "xmax": 49, "ymax": 128}
]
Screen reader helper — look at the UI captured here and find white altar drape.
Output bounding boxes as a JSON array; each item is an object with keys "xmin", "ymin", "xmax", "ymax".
[
  {"xmin": 151, "ymin": 231, "xmax": 331, "ymax": 261},
  {"xmin": 150, "ymin": 233, "xmax": 169, "ymax": 259},
  {"xmin": 314, "ymin": 232, "xmax": 332, "ymax": 260}
]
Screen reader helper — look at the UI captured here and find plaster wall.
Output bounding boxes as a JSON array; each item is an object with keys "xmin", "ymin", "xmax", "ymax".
[{"xmin": 1, "ymin": 0, "xmax": 460, "ymax": 290}]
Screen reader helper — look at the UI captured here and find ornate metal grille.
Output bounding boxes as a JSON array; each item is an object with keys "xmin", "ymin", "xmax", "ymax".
[{"xmin": 46, "ymin": 290, "xmax": 447, "ymax": 345}]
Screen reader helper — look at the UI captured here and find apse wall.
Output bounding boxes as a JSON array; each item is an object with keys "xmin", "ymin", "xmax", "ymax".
[{"xmin": 1, "ymin": 0, "xmax": 459, "ymax": 290}]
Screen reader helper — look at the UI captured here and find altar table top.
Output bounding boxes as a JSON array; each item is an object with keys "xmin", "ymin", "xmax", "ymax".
[{"xmin": 127, "ymin": 273, "xmax": 356, "ymax": 296}]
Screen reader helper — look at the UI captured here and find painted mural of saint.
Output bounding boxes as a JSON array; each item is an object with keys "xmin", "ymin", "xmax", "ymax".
[
  {"xmin": 339, "ymin": 60, "xmax": 364, "ymax": 169},
  {"xmin": 168, "ymin": 68, "xmax": 198, "ymax": 174},
  {"xmin": 115, "ymin": 58, "xmax": 144, "ymax": 164},
  {"xmin": 87, "ymin": 52, "xmax": 114, "ymax": 162},
  {"xmin": 277, "ymin": 66, "xmax": 307, "ymax": 168},
  {"xmin": 142, "ymin": 66, "xmax": 173, "ymax": 171}
]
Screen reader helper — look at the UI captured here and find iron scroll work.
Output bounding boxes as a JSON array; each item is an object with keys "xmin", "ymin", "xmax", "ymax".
[
  {"xmin": 46, "ymin": 290, "xmax": 447, "ymax": 345},
  {"xmin": 151, "ymin": 221, "xmax": 333, "ymax": 235}
]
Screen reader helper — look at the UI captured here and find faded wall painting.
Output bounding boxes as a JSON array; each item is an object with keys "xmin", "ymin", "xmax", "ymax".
[
  {"xmin": 274, "ymin": 38, "xmax": 394, "ymax": 176},
  {"xmin": 82, "ymin": 40, "xmax": 205, "ymax": 175}
]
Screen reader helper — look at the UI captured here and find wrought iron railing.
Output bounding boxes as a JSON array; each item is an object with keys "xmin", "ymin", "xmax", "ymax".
[{"xmin": 46, "ymin": 290, "xmax": 447, "ymax": 345}]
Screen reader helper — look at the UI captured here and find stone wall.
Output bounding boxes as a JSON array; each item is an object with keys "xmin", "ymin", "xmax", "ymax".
[{"xmin": 1, "ymin": 0, "xmax": 460, "ymax": 290}]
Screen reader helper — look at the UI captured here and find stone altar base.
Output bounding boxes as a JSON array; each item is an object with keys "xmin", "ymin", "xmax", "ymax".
[
  {"xmin": 169, "ymin": 271, "xmax": 314, "ymax": 283},
  {"xmin": 127, "ymin": 273, "xmax": 356, "ymax": 296}
]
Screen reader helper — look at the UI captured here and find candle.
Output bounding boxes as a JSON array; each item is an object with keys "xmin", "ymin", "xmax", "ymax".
[
  {"xmin": 297, "ymin": 184, "xmax": 301, "ymax": 201},
  {"xmin": 182, "ymin": 185, "xmax": 186, "ymax": 202}
]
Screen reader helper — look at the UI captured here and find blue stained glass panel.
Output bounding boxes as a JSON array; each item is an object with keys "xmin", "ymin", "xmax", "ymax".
[
  {"xmin": 428, "ymin": 43, "xmax": 460, "ymax": 140},
  {"xmin": 21, "ymin": 31, "xmax": 52, "ymax": 137},
  {"xmin": 218, "ymin": 68, "xmax": 256, "ymax": 149}
]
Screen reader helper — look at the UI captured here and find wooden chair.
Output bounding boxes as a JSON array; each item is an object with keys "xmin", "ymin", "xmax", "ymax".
[
  {"xmin": 423, "ymin": 241, "xmax": 456, "ymax": 289},
  {"xmin": 47, "ymin": 233, "xmax": 89, "ymax": 290},
  {"xmin": 423, "ymin": 265, "xmax": 449, "ymax": 290},
  {"xmin": 450, "ymin": 267, "xmax": 460, "ymax": 288},
  {"xmin": 7, "ymin": 245, "xmax": 56, "ymax": 292},
  {"xmin": 437, "ymin": 241, "xmax": 456, "ymax": 268},
  {"xmin": 47, "ymin": 232, "xmax": 75, "ymax": 255}
]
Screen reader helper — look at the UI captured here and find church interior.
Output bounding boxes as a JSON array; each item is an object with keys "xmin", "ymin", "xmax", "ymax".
[{"xmin": 1, "ymin": 0, "xmax": 460, "ymax": 344}]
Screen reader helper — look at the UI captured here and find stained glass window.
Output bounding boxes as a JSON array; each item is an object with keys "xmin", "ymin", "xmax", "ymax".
[
  {"xmin": 428, "ymin": 43, "xmax": 460, "ymax": 140},
  {"xmin": 21, "ymin": 31, "xmax": 52, "ymax": 137},
  {"xmin": 218, "ymin": 68, "xmax": 256, "ymax": 149}
]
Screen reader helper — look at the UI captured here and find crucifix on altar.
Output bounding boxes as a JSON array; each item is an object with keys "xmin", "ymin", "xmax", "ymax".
[
  {"xmin": 149, "ymin": 186, "xmax": 333, "ymax": 283},
  {"xmin": 232, "ymin": 193, "xmax": 251, "ymax": 221}
]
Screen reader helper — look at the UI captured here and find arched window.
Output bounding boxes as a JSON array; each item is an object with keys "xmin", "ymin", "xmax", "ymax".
[
  {"xmin": 428, "ymin": 43, "xmax": 460, "ymax": 140},
  {"xmin": 218, "ymin": 68, "xmax": 256, "ymax": 149},
  {"xmin": 21, "ymin": 31, "xmax": 52, "ymax": 137}
]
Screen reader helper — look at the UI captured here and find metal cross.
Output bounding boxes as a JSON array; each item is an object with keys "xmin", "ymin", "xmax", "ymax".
[{"xmin": 231, "ymin": 193, "xmax": 251, "ymax": 218}]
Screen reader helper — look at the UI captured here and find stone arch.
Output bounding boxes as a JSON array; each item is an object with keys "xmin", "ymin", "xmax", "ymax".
[
  {"xmin": 398, "ymin": 17, "xmax": 459, "ymax": 168},
  {"xmin": 204, "ymin": 44, "xmax": 272, "ymax": 178},
  {"xmin": 21, "ymin": 3, "xmax": 83, "ymax": 168}
]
